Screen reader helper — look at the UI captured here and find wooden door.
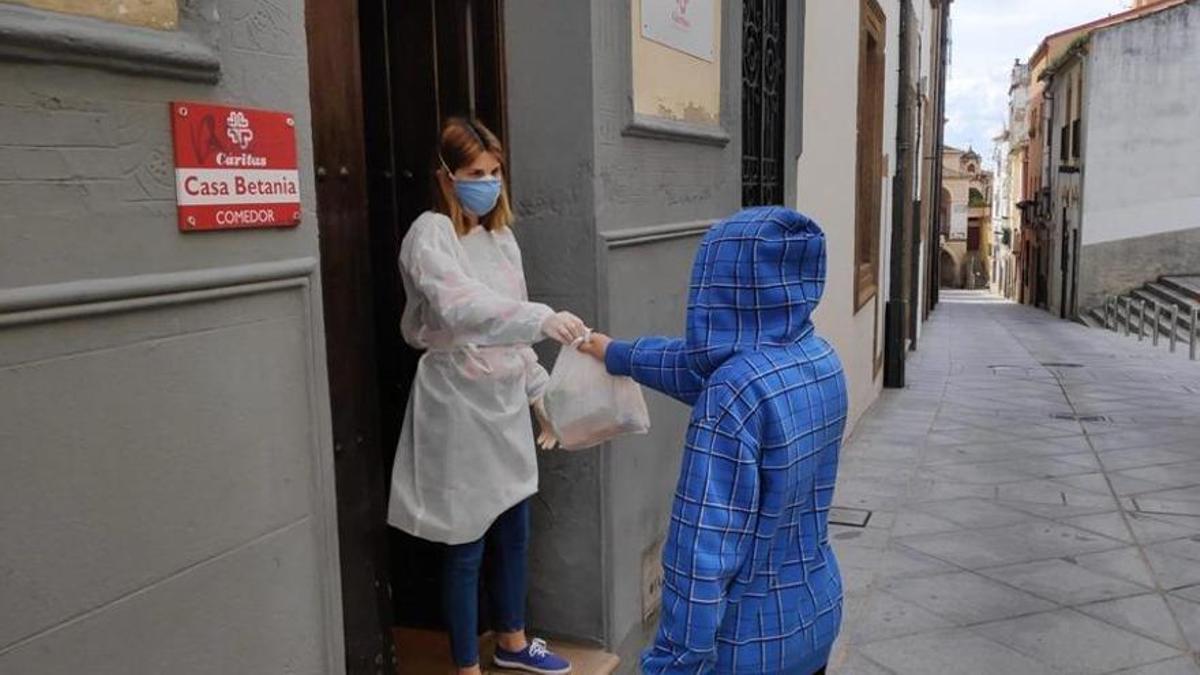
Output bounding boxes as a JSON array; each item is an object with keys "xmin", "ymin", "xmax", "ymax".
[{"xmin": 306, "ymin": 0, "xmax": 395, "ymax": 672}]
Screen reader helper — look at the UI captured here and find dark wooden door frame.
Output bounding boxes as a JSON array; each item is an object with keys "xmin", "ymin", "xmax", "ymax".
[{"xmin": 305, "ymin": 0, "xmax": 396, "ymax": 672}]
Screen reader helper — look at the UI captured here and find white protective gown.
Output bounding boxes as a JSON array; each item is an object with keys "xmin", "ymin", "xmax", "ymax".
[{"xmin": 387, "ymin": 211, "xmax": 554, "ymax": 545}]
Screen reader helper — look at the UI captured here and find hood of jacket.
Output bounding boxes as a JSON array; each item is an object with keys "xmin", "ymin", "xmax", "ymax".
[{"xmin": 684, "ymin": 206, "xmax": 827, "ymax": 376}]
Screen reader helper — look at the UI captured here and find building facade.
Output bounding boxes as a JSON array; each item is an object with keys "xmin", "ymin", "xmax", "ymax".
[
  {"xmin": 993, "ymin": 59, "xmax": 1031, "ymax": 302},
  {"xmin": 938, "ymin": 147, "xmax": 993, "ymax": 290},
  {"xmin": 1, "ymin": 1, "xmax": 951, "ymax": 673},
  {"xmin": 1000, "ymin": 0, "xmax": 1194, "ymax": 317},
  {"xmin": 1043, "ymin": 42, "xmax": 1087, "ymax": 319},
  {"xmin": 1064, "ymin": 0, "xmax": 1200, "ymax": 314}
]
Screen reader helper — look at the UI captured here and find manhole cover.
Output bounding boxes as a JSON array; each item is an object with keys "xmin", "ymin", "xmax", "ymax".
[
  {"xmin": 1042, "ymin": 362, "xmax": 1085, "ymax": 368},
  {"xmin": 829, "ymin": 507, "xmax": 872, "ymax": 528},
  {"xmin": 1050, "ymin": 413, "xmax": 1111, "ymax": 423}
]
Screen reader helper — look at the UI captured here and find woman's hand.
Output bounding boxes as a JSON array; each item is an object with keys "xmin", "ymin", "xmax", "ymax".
[
  {"xmin": 532, "ymin": 397, "xmax": 559, "ymax": 450},
  {"xmin": 542, "ymin": 311, "xmax": 589, "ymax": 345},
  {"xmin": 578, "ymin": 332, "xmax": 612, "ymax": 362}
]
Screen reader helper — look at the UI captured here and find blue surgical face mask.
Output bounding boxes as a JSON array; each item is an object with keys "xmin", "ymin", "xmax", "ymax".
[{"xmin": 452, "ymin": 175, "xmax": 503, "ymax": 217}]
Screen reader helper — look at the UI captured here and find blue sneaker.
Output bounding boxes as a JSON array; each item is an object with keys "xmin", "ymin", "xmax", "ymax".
[{"xmin": 493, "ymin": 637, "xmax": 571, "ymax": 674}]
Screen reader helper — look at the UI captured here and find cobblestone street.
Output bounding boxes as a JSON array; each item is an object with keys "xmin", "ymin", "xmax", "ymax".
[{"xmin": 830, "ymin": 291, "xmax": 1200, "ymax": 674}]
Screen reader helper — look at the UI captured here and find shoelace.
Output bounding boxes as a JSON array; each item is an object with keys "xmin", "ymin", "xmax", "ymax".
[{"xmin": 528, "ymin": 638, "xmax": 549, "ymax": 659}]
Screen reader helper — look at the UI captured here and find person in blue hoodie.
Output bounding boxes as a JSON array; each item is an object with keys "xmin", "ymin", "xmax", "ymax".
[{"xmin": 580, "ymin": 206, "xmax": 848, "ymax": 674}]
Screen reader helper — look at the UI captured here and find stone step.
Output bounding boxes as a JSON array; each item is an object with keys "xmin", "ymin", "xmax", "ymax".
[
  {"xmin": 1143, "ymin": 281, "xmax": 1200, "ymax": 313},
  {"xmin": 1079, "ymin": 310, "xmax": 1103, "ymax": 329},
  {"xmin": 1128, "ymin": 290, "xmax": 1195, "ymax": 339},
  {"xmin": 1160, "ymin": 275, "xmax": 1200, "ymax": 303},
  {"xmin": 393, "ymin": 628, "xmax": 620, "ymax": 675}
]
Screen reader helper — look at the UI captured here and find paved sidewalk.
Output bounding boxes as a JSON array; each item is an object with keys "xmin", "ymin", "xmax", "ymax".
[{"xmin": 829, "ymin": 292, "xmax": 1200, "ymax": 675}]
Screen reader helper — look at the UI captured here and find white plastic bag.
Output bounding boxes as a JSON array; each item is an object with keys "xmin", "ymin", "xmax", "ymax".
[{"xmin": 542, "ymin": 342, "xmax": 650, "ymax": 450}]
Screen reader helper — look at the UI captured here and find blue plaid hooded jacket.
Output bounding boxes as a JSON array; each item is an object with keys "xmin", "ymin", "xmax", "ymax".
[{"xmin": 605, "ymin": 207, "xmax": 848, "ymax": 674}]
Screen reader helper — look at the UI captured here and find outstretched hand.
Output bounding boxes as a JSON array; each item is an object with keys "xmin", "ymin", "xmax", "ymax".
[
  {"xmin": 543, "ymin": 311, "xmax": 589, "ymax": 345},
  {"xmin": 578, "ymin": 332, "xmax": 612, "ymax": 362}
]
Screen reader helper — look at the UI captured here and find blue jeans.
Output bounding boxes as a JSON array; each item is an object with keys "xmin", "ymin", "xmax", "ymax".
[{"xmin": 443, "ymin": 499, "xmax": 529, "ymax": 668}]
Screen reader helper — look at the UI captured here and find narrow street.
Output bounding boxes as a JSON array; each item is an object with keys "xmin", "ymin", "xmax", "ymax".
[{"xmin": 831, "ymin": 291, "xmax": 1200, "ymax": 674}]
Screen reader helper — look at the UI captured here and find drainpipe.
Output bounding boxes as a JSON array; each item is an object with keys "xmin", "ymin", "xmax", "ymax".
[
  {"xmin": 885, "ymin": 0, "xmax": 914, "ymax": 388},
  {"xmin": 929, "ymin": 0, "xmax": 951, "ymax": 314},
  {"xmin": 908, "ymin": 91, "xmax": 925, "ymax": 350}
]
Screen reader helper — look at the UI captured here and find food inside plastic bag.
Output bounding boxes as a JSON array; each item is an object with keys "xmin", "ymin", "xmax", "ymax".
[{"xmin": 542, "ymin": 343, "xmax": 650, "ymax": 450}]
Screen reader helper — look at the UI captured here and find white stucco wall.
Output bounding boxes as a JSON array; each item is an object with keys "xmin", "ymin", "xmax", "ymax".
[
  {"xmin": 1081, "ymin": 1, "xmax": 1200, "ymax": 246},
  {"xmin": 797, "ymin": 0, "xmax": 900, "ymax": 429}
]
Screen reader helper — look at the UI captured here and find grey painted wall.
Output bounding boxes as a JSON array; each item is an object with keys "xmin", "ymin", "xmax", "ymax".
[
  {"xmin": 0, "ymin": 3, "xmax": 342, "ymax": 674},
  {"xmin": 590, "ymin": 0, "xmax": 744, "ymax": 662},
  {"xmin": 505, "ymin": 0, "xmax": 605, "ymax": 643}
]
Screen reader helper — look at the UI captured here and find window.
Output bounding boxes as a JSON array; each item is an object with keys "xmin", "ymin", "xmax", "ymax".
[
  {"xmin": 853, "ymin": 0, "xmax": 886, "ymax": 311},
  {"xmin": 1060, "ymin": 124, "xmax": 1070, "ymax": 162},
  {"xmin": 1072, "ymin": 119, "xmax": 1081, "ymax": 159},
  {"xmin": 742, "ymin": 0, "xmax": 787, "ymax": 206},
  {"xmin": 967, "ymin": 224, "xmax": 981, "ymax": 252},
  {"xmin": 14, "ymin": 0, "xmax": 178, "ymax": 29}
]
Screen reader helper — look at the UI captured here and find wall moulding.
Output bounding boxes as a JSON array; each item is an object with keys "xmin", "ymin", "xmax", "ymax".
[
  {"xmin": 601, "ymin": 220, "xmax": 715, "ymax": 249},
  {"xmin": 0, "ymin": 3, "xmax": 220, "ymax": 82},
  {"xmin": 0, "ymin": 258, "xmax": 317, "ymax": 327}
]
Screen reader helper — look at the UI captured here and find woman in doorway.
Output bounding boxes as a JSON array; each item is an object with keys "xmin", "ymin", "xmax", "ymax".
[{"xmin": 388, "ymin": 117, "xmax": 578, "ymax": 675}]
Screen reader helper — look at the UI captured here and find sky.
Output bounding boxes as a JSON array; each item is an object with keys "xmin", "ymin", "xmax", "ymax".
[{"xmin": 945, "ymin": 0, "xmax": 1130, "ymax": 163}]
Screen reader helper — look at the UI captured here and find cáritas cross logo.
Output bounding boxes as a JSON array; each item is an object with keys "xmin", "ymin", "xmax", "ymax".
[{"xmin": 225, "ymin": 110, "xmax": 255, "ymax": 150}]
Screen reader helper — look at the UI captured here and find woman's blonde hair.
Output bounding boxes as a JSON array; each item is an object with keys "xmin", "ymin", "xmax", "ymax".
[{"xmin": 432, "ymin": 117, "xmax": 514, "ymax": 236}]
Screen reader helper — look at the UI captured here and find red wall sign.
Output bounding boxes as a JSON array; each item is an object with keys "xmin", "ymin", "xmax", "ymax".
[{"xmin": 170, "ymin": 101, "xmax": 301, "ymax": 231}]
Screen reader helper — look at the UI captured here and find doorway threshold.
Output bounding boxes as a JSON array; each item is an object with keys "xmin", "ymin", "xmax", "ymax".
[{"xmin": 393, "ymin": 627, "xmax": 620, "ymax": 674}]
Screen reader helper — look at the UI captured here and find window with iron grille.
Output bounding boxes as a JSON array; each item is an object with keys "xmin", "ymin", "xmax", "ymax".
[{"xmin": 742, "ymin": 0, "xmax": 786, "ymax": 207}]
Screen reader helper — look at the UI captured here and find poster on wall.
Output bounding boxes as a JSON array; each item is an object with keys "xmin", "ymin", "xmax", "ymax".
[
  {"xmin": 950, "ymin": 203, "xmax": 969, "ymax": 240},
  {"xmin": 641, "ymin": 0, "xmax": 715, "ymax": 62},
  {"xmin": 170, "ymin": 101, "xmax": 301, "ymax": 232}
]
